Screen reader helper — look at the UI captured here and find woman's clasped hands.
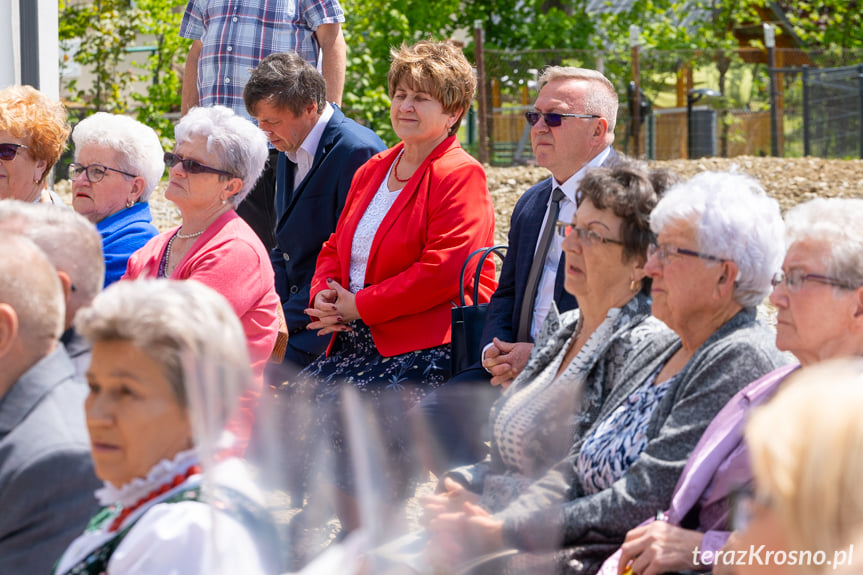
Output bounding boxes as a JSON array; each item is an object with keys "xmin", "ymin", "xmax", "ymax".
[
  {"xmin": 420, "ymin": 478, "xmax": 505, "ymax": 570},
  {"xmin": 305, "ymin": 278, "xmax": 361, "ymax": 335}
]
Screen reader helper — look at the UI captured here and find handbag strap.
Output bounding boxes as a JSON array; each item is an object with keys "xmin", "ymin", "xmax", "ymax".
[{"xmin": 459, "ymin": 244, "xmax": 508, "ymax": 306}]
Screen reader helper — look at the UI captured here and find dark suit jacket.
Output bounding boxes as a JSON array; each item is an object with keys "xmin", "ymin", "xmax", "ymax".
[
  {"xmin": 0, "ymin": 346, "xmax": 100, "ymax": 573},
  {"xmin": 271, "ymin": 106, "xmax": 386, "ymax": 361},
  {"xmin": 480, "ymin": 149, "xmax": 619, "ymax": 351}
]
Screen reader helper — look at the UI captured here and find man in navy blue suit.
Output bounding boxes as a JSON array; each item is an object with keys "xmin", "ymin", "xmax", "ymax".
[
  {"xmin": 244, "ymin": 51, "xmax": 385, "ymax": 373},
  {"xmin": 422, "ymin": 67, "xmax": 620, "ymax": 470}
]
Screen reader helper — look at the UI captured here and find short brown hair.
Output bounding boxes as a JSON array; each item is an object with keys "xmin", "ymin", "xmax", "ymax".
[
  {"xmin": 244, "ymin": 51, "xmax": 327, "ymax": 118},
  {"xmin": 0, "ymin": 85, "xmax": 70, "ymax": 183},
  {"xmin": 578, "ymin": 159, "xmax": 678, "ymax": 293},
  {"xmin": 388, "ymin": 40, "xmax": 476, "ymax": 136}
]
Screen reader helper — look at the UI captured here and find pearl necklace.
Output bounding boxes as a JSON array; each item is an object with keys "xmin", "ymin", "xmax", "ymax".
[{"xmin": 176, "ymin": 227, "xmax": 205, "ymax": 239}]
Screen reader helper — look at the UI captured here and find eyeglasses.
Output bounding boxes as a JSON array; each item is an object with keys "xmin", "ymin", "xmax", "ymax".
[
  {"xmin": 68, "ymin": 162, "xmax": 137, "ymax": 183},
  {"xmin": 524, "ymin": 111, "xmax": 602, "ymax": 127},
  {"xmin": 0, "ymin": 143, "xmax": 29, "ymax": 161},
  {"xmin": 771, "ymin": 269, "xmax": 856, "ymax": 291},
  {"xmin": 731, "ymin": 485, "xmax": 773, "ymax": 532},
  {"xmin": 163, "ymin": 152, "xmax": 236, "ymax": 178},
  {"xmin": 648, "ymin": 243, "xmax": 725, "ymax": 263},
  {"xmin": 555, "ymin": 221, "xmax": 622, "ymax": 246}
]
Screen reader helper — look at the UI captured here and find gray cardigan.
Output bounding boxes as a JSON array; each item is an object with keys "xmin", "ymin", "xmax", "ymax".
[
  {"xmin": 497, "ymin": 307, "xmax": 788, "ymax": 555},
  {"xmin": 444, "ymin": 292, "xmax": 674, "ymax": 496}
]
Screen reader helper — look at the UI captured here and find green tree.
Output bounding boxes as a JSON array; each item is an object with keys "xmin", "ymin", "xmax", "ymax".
[
  {"xmin": 59, "ymin": 0, "xmax": 140, "ymax": 113},
  {"xmin": 776, "ymin": 0, "xmax": 863, "ymax": 61},
  {"xmin": 130, "ymin": 0, "xmax": 192, "ymax": 147},
  {"xmin": 340, "ymin": 0, "xmax": 463, "ymax": 143},
  {"xmin": 339, "ymin": 0, "xmax": 598, "ymax": 144},
  {"xmin": 59, "ymin": 0, "xmax": 190, "ymax": 144}
]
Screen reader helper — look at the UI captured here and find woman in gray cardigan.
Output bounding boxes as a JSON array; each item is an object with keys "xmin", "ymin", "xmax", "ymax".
[
  {"xmin": 425, "ymin": 171, "xmax": 789, "ymax": 575},
  {"xmin": 422, "ymin": 161, "xmax": 677, "ymax": 524}
]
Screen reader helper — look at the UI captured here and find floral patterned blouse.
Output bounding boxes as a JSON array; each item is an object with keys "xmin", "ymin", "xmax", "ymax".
[{"xmin": 575, "ymin": 368, "xmax": 677, "ymax": 494}]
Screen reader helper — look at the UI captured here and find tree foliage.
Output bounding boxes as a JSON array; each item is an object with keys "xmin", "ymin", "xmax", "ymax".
[
  {"xmin": 777, "ymin": 0, "xmax": 863, "ymax": 53},
  {"xmin": 59, "ymin": 0, "xmax": 140, "ymax": 113},
  {"xmin": 57, "ymin": 0, "xmax": 862, "ymax": 147},
  {"xmin": 59, "ymin": 0, "xmax": 190, "ymax": 144}
]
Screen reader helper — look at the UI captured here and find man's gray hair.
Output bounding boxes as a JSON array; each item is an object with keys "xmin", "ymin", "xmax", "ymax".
[
  {"xmin": 650, "ymin": 171, "xmax": 785, "ymax": 308},
  {"xmin": 174, "ymin": 106, "xmax": 269, "ymax": 208},
  {"xmin": 72, "ymin": 112, "xmax": 165, "ymax": 201},
  {"xmin": 0, "ymin": 201, "xmax": 104, "ymax": 317},
  {"xmin": 537, "ymin": 66, "xmax": 619, "ymax": 134}
]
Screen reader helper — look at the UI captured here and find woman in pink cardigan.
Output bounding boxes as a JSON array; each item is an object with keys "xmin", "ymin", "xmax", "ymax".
[{"xmin": 124, "ymin": 106, "xmax": 280, "ymax": 448}]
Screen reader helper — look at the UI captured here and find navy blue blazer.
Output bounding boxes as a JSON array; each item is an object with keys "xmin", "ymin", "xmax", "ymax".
[
  {"xmin": 480, "ymin": 149, "xmax": 619, "ymax": 350},
  {"xmin": 270, "ymin": 106, "xmax": 386, "ymax": 360}
]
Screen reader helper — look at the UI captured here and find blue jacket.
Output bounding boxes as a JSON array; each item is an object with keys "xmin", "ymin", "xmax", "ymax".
[{"xmin": 96, "ymin": 202, "xmax": 158, "ymax": 287}]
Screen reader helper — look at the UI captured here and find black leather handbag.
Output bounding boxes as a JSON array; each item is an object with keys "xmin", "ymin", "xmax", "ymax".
[{"xmin": 451, "ymin": 245, "xmax": 507, "ymax": 375}]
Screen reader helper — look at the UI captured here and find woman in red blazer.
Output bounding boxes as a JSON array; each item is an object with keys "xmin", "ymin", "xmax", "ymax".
[{"xmin": 299, "ymin": 40, "xmax": 496, "ymax": 532}]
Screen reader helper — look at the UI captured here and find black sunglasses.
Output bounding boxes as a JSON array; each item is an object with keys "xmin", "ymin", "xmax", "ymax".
[
  {"xmin": 163, "ymin": 152, "xmax": 236, "ymax": 178},
  {"xmin": 0, "ymin": 143, "xmax": 29, "ymax": 161},
  {"xmin": 524, "ymin": 111, "xmax": 602, "ymax": 127}
]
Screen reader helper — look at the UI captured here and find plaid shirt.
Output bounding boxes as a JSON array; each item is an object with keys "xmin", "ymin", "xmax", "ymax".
[{"xmin": 180, "ymin": 0, "xmax": 345, "ymax": 121}]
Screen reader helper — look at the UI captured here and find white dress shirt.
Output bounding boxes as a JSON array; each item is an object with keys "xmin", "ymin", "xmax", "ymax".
[
  {"xmin": 529, "ymin": 146, "xmax": 612, "ymax": 340},
  {"xmin": 286, "ymin": 102, "xmax": 334, "ymax": 190}
]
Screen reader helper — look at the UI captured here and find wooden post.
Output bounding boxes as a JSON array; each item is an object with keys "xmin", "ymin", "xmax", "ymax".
[
  {"xmin": 630, "ymin": 25, "xmax": 641, "ymax": 158},
  {"xmin": 764, "ymin": 24, "xmax": 779, "ymax": 157},
  {"xmin": 474, "ymin": 21, "xmax": 489, "ymax": 165}
]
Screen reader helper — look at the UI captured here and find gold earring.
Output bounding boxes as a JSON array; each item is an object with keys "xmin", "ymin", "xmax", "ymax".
[
  {"xmin": 630, "ymin": 279, "xmax": 639, "ymax": 292},
  {"xmin": 126, "ymin": 199, "xmax": 134, "ymax": 208}
]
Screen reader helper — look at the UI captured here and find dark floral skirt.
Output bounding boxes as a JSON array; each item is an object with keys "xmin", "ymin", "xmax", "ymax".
[{"xmin": 294, "ymin": 321, "xmax": 452, "ymax": 496}]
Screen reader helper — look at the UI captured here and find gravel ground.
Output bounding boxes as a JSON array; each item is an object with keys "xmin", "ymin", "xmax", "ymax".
[{"xmin": 486, "ymin": 156, "xmax": 863, "ymax": 246}]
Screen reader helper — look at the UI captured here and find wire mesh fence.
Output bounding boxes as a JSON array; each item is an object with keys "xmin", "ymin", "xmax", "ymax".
[{"xmin": 473, "ymin": 48, "xmax": 863, "ymax": 165}]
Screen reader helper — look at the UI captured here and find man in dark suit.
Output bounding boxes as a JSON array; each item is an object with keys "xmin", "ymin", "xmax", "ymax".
[
  {"xmin": 0, "ymin": 233, "xmax": 100, "ymax": 573},
  {"xmin": 421, "ymin": 67, "xmax": 620, "ymax": 470},
  {"xmin": 244, "ymin": 51, "xmax": 386, "ymax": 373}
]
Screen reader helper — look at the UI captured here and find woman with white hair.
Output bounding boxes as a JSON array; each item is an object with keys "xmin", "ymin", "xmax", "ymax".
[
  {"xmin": 610, "ymin": 197, "xmax": 863, "ymax": 575},
  {"xmin": 124, "ymin": 106, "xmax": 281, "ymax": 441},
  {"xmin": 427, "ymin": 171, "xmax": 788, "ymax": 575},
  {"xmin": 70, "ymin": 112, "xmax": 163, "ymax": 286},
  {"xmin": 53, "ymin": 279, "xmax": 280, "ymax": 574}
]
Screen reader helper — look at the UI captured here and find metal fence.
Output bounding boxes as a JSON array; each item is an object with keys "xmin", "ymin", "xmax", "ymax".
[
  {"xmin": 803, "ymin": 64, "xmax": 863, "ymax": 159},
  {"xmin": 471, "ymin": 47, "xmax": 863, "ymax": 166}
]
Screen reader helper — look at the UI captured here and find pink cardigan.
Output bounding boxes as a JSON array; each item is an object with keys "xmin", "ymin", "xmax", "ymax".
[{"xmin": 124, "ymin": 210, "xmax": 280, "ymax": 383}]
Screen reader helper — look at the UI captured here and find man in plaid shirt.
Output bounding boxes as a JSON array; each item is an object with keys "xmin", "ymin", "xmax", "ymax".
[{"xmin": 179, "ymin": 0, "xmax": 347, "ymax": 248}]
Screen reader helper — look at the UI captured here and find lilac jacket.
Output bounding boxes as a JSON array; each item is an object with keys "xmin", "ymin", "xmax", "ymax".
[{"xmin": 599, "ymin": 362, "xmax": 799, "ymax": 574}]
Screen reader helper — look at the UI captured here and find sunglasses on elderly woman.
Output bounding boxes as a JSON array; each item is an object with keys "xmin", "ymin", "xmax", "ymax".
[
  {"xmin": 163, "ymin": 152, "xmax": 236, "ymax": 178},
  {"xmin": 0, "ymin": 143, "xmax": 29, "ymax": 161},
  {"xmin": 524, "ymin": 111, "xmax": 602, "ymax": 127}
]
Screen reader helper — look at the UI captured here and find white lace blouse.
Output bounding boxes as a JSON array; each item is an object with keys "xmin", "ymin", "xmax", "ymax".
[{"xmin": 349, "ymin": 154, "xmax": 403, "ymax": 293}]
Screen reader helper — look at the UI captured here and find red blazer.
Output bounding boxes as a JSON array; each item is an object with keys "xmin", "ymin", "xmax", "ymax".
[{"xmin": 310, "ymin": 136, "xmax": 497, "ymax": 357}]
